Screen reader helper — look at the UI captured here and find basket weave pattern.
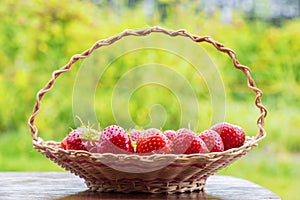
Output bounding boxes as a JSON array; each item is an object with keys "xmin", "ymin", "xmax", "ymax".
[{"xmin": 28, "ymin": 26, "xmax": 267, "ymax": 193}]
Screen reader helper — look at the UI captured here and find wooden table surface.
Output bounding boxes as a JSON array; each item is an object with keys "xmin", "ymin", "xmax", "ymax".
[{"xmin": 0, "ymin": 172, "xmax": 280, "ymax": 200}]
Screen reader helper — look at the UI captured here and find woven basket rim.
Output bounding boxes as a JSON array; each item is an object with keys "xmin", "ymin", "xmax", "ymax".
[{"xmin": 33, "ymin": 135, "xmax": 260, "ymax": 159}]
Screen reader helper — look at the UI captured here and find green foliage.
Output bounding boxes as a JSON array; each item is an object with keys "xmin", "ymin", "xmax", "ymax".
[{"xmin": 0, "ymin": 0, "xmax": 299, "ymax": 199}]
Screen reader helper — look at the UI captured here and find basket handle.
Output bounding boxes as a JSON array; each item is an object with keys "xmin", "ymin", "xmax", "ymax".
[{"xmin": 28, "ymin": 26, "xmax": 267, "ymax": 142}]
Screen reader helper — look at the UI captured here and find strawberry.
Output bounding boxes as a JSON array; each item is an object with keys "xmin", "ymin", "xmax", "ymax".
[
  {"xmin": 61, "ymin": 126, "xmax": 100, "ymax": 152},
  {"xmin": 97, "ymin": 125, "xmax": 134, "ymax": 154},
  {"xmin": 136, "ymin": 128, "xmax": 172, "ymax": 154},
  {"xmin": 211, "ymin": 122, "xmax": 245, "ymax": 150},
  {"xmin": 61, "ymin": 130, "xmax": 85, "ymax": 150},
  {"xmin": 129, "ymin": 128, "xmax": 142, "ymax": 142},
  {"xmin": 139, "ymin": 128, "xmax": 163, "ymax": 138},
  {"xmin": 164, "ymin": 130, "xmax": 177, "ymax": 141},
  {"xmin": 176, "ymin": 128, "xmax": 196, "ymax": 136},
  {"xmin": 173, "ymin": 129, "xmax": 208, "ymax": 154},
  {"xmin": 199, "ymin": 129, "xmax": 224, "ymax": 152}
]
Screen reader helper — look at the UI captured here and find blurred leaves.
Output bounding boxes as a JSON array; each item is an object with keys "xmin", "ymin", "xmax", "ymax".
[
  {"xmin": 0, "ymin": 0, "xmax": 299, "ymax": 168},
  {"xmin": 0, "ymin": 0, "xmax": 299, "ymax": 144}
]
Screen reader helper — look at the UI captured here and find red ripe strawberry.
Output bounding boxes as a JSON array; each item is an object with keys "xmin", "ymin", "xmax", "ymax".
[
  {"xmin": 176, "ymin": 128, "xmax": 196, "ymax": 136},
  {"xmin": 140, "ymin": 128, "xmax": 163, "ymax": 138},
  {"xmin": 129, "ymin": 129, "xmax": 142, "ymax": 142},
  {"xmin": 61, "ymin": 130, "xmax": 86, "ymax": 150},
  {"xmin": 173, "ymin": 129, "xmax": 208, "ymax": 154},
  {"xmin": 164, "ymin": 130, "xmax": 177, "ymax": 141},
  {"xmin": 97, "ymin": 125, "xmax": 134, "ymax": 154},
  {"xmin": 211, "ymin": 122, "xmax": 245, "ymax": 150},
  {"xmin": 136, "ymin": 128, "xmax": 172, "ymax": 154},
  {"xmin": 199, "ymin": 129, "xmax": 224, "ymax": 152},
  {"xmin": 61, "ymin": 127, "xmax": 100, "ymax": 152}
]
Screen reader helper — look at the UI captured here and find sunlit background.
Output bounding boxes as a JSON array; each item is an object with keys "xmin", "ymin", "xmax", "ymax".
[{"xmin": 1, "ymin": 0, "xmax": 299, "ymax": 199}]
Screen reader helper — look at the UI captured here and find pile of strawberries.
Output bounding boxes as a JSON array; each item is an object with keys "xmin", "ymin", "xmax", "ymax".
[{"xmin": 61, "ymin": 122, "xmax": 245, "ymax": 154}]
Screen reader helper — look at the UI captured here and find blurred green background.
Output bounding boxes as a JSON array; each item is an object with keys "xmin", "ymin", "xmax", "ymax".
[{"xmin": 1, "ymin": 0, "xmax": 299, "ymax": 199}]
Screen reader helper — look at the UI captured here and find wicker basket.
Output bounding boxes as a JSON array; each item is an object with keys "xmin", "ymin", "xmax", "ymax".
[{"xmin": 28, "ymin": 26, "xmax": 267, "ymax": 194}]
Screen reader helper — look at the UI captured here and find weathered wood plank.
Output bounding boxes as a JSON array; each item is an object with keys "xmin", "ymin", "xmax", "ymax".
[{"xmin": 0, "ymin": 172, "xmax": 280, "ymax": 200}]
